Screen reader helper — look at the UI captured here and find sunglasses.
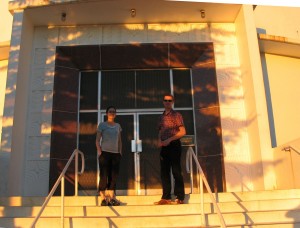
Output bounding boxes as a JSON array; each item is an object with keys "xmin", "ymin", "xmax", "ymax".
[
  {"xmin": 108, "ymin": 111, "xmax": 116, "ymax": 113},
  {"xmin": 164, "ymin": 99, "xmax": 173, "ymax": 102}
]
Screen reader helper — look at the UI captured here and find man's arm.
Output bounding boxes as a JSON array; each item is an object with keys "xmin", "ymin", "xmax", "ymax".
[
  {"xmin": 161, "ymin": 126, "xmax": 186, "ymax": 146},
  {"xmin": 158, "ymin": 130, "xmax": 162, "ymax": 147},
  {"xmin": 118, "ymin": 132, "xmax": 122, "ymax": 154}
]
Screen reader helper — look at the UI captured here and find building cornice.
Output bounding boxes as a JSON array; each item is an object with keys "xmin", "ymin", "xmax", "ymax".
[
  {"xmin": 8, "ymin": 0, "xmax": 100, "ymax": 11},
  {"xmin": 8, "ymin": 0, "xmax": 242, "ymax": 25},
  {"xmin": 258, "ymin": 33, "xmax": 300, "ymax": 58}
]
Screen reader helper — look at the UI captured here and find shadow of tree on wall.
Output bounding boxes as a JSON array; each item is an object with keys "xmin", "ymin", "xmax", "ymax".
[
  {"xmin": 49, "ymin": 41, "xmax": 265, "ymax": 195},
  {"xmin": 1, "ymin": 24, "xmax": 286, "ymax": 197},
  {"xmin": 1, "ymin": 13, "xmax": 297, "ymax": 228},
  {"xmin": 0, "ymin": 10, "xmax": 36, "ymax": 227}
]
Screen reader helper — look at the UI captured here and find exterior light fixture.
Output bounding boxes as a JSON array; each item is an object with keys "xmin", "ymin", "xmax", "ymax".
[
  {"xmin": 61, "ymin": 12, "xmax": 66, "ymax": 22},
  {"xmin": 131, "ymin": 9, "xmax": 136, "ymax": 17},
  {"xmin": 200, "ymin": 9, "xmax": 205, "ymax": 19}
]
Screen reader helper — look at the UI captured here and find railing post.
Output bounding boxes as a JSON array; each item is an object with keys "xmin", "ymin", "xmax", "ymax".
[
  {"xmin": 61, "ymin": 176, "xmax": 65, "ymax": 228},
  {"xmin": 189, "ymin": 147, "xmax": 193, "ymax": 193},
  {"xmin": 187, "ymin": 147, "xmax": 226, "ymax": 228},
  {"xmin": 200, "ymin": 173, "xmax": 205, "ymax": 226},
  {"xmin": 75, "ymin": 149, "xmax": 78, "ymax": 196},
  {"xmin": 30, "ymin": 149, "xmax": 85, "ymax": 228}
]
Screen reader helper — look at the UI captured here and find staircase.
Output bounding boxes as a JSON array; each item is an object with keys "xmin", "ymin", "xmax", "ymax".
[{"xmin": 1, "ymin": 189, "xmax": 300, "ymax": 228}]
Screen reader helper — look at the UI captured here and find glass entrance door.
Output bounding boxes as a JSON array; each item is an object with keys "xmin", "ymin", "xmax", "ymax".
[
  {"xmin": 78, "ymin": 69, "xmax": 197, "ymax": 196},
  {"xmin": 137, "ymin": 113, "xmax": 162, "ymax": 195},
  {"xmin": 107, "ymin": 112, "xmax": 162, "ymax": 195}
]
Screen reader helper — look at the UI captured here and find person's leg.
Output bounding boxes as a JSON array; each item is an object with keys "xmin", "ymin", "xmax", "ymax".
[
  {"xmin": 107, "ymin": 159, "xmax": 112, "ymax": 189},
  {"xmin": 160, "ymin": 147, "xmax": 172, "ymax": 200},
  {"xmin": 107, "ymin": 153, "xmax": 121, "ymax": 205},
  {"xmin": 170, "ymin": 141, "xmax": 185, "ymax": 201},
  {"xmin": 98, "ymin": 151, "xmax": 110, "ymax": 205}
]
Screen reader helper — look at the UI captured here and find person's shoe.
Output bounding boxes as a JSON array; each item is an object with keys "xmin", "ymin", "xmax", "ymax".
[
  {"xmin": 154, "ymin": 199, "xmax": 172, "ymax": 205},
  {"xmin": 172, "ymin": 199, "xmax": 184, "ymax": 204},
  {"xmin": 101, "ymin": 199, "xmax": 108, "ymax": 206},
  {"xmin": 108, "ymin": 198, "xmax": 120, "ymax": 206}
]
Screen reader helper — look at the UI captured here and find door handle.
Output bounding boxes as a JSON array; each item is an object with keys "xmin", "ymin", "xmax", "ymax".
[
  {"xmin": 131, "ymin": 140, "xmax": 136, "ymax": 152},
  {"xmin": 131, "ymin": 140, "xmax": 142, "ymax": 152},
  {"xmin": 137, "ymin": 140, "xmax": 142, "ymax": 152}
]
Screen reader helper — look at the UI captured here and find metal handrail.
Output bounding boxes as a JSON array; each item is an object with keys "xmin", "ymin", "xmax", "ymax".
[
  {"xmin": 31, "ymin": 149, "xmax": 85, "ymax": 228},
  {"xmin": 282, "ymin": 145, "xmax": 300, "ymax": 155},
  {"xmin": 186, "ymin": 146, "xmax": 226, "ymax": 228}
]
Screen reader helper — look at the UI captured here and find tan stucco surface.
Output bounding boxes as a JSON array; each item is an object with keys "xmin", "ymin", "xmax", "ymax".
[
  {"xmin": 5, "ymin": 19, "xmax": 256, "ymax": 196},
  {"xmin": 1, "ymin": 1, "xmax": 300, "ymax": 196},
  {"xmin": 254, "ymin": 5, "xmax": 300, "ymax": 40},
  {"xmin": 265, "ymin": 54, "xmax": 300, "ymax": 145},
  {"xmin": 0, "ymin": 1, "xmax": 13, "ymax": 43}
]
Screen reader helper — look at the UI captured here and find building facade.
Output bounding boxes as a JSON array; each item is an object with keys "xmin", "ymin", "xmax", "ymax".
[{"xmin": 0, "ymin": 0, "xmax": 300, "ymax": 197}]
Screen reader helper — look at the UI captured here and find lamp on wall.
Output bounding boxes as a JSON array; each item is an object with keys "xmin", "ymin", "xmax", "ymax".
[
  {"xmin": 200, "ymin": 9, "xmax": 205, "ymax": 19},
  {"xmin": 61, "ymin": 12, "xmax": 67, "ymax": 22},
  {"xmin": 131, "ymin": 8, "xmax": 136, "ymax": 17}
]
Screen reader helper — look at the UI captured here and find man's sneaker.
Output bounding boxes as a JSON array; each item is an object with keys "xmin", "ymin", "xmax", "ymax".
[
  {"xmin": 101, "ymin": 199, "xmax": 108, "ymax": 206},
  {"xmin": 172, "ymin": 199, "xmax": 184, "ymax": 204},
  {"xmin": 154, "ymin": 199, "xmax": 172, "ymax": 205},
  {"xmin": 108, "ymin": 198, "xmax": 121, "ymax": 206}
]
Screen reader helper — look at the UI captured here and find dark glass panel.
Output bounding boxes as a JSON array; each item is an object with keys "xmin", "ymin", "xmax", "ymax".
[
  {"xmin": 136, "ymin": 70, "xmax": 170, "ymax": 109},
  {"xmin": 194, "ymin": 106, "xmax": 224, "ymax": 192},
  {"xmin": 173, "ymin": 69, "xmax": 192, "ymax": 108},
  {"xmin": 53, "ymin": 66, "xmax": 79, "ymax": 112},
  {"xmin": 192, "ymin": 67, "xmax": 219, "ymax": 109},
  {"xmin": 101, "ymin": 44, "xmax": 169, "ymax": 69},
  {"xmin": 80, "ymin": 72, "xmax": 98, "ymax": 110},
  {"xmin": 55, "ymin": 46, "xmax": 77, "ymax": 68},
  {"xmin": 72, "ymin": 45, "xmax": 100, "ymax": 70},
  {"xmin": 177, "ymin": 110, "xmax": 195, "ymax": 135},
  {"xmin": 50, "ymin": 110, "xmax": 78, "ymax": 195},
  {"xmin": 92, "ymin": 114, "xmax": 136, "ymax": 192},
  {"xmin": 139, "ymin": 114, "xmax": 162, "ymax": 189},
  {"xmin": 78, "ymin": 112, "xmax": 98, "ymax": 192},
  {"xmin": 194, "ymin": 107, "xmax": 222, "ymax": 156},
  {"xmin": 199, "ymin": 155, "xmax": 224, "ymax": 192},
  {"xmin": 114, "ymin": 115, "xmax": 135, "ymax": 190},
  {"xmin": 169, "ymin": 43, "xmax": 213, "ymax": 68},
  {"xmin": 101, "ymin": 71, "xmax": 135, "ymax": 109}
]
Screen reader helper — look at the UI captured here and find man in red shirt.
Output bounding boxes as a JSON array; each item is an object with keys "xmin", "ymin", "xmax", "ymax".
[{"xmin": 155, "ymin": 94, "xmax": 186, "ymax": 205}]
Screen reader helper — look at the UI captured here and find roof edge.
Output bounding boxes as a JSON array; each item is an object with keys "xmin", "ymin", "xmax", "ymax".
[{"xmin": 258, "ymin": 33, "xmax": 300, "ymax": 46}]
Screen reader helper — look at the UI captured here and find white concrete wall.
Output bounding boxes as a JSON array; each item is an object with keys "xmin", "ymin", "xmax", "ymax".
[
  {"xmin": 254, "ymin": 6, "xmax": 300, "ymax": 189},
  {"xmin": 263, "ymin": 54, "xmax": 300, "ymax": 189},
  {"xmin": 24, "ymin": 26, "xmax": 58, "ymax": 196},
  {"xmin": 0, "ymin": 1, "xmax": 13, "ymax": 43},
  {"xmin": 2, "ymin": 9, "xmax": 35, "ymax": 196},
  {"xmin": 234, "ymin": 5, "xmax": 276, "ymax": 190},
  {"xmin": 254, "ymin": 5, "xmax": 300, "ymax": 40},
  {"xmin": 212, "ymin": 22, "xmax": 254, "ymax": 191},
  {"xmin": 265, "ymin": 54, "xmax": 300, "ymax": 145},
  {"xmin": 2, "ymin": 3, "xmax": 300, "ymax": 196}
]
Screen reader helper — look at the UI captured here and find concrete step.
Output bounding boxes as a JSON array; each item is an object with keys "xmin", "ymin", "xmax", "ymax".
[
  {"xmin": 1, "ymin": 199, "xmax": 300, "ymax": 217},
  {"xmin": 1, "ymin": 189, "xmax": 300, "ymax": 206},
  {"xmin": 1, "ymin": 189, "xmax": 300, "ymax": 228},
  {"xmin": 1, "ymin": 210, "xmax": 300, "ymax": 228}
]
